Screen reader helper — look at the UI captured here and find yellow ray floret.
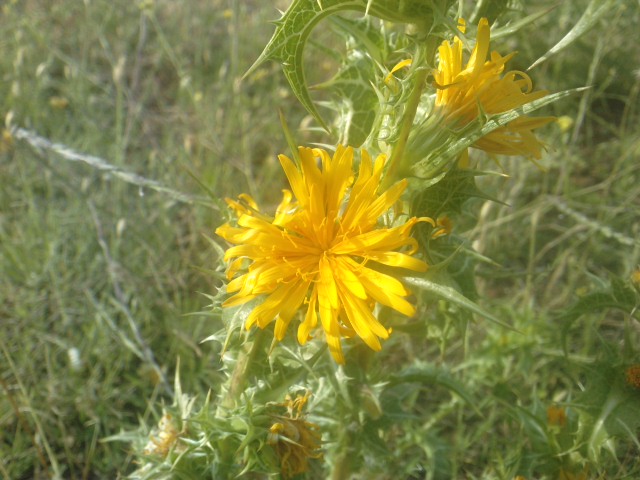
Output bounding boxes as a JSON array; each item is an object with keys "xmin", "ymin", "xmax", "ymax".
[
  {"xmin": 434, "ymin": 18, "xmax": 554, "ymax": 159},
  {"xmin": 216, "ymin": 146, "xmax": 433, "ymax": 363}
]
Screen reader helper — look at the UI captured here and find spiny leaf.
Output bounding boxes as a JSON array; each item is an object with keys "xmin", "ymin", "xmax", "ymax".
[
  {"xmin": 411, "ymin": 167, "xmax": 503, "ymax": 218},
  {"xmin": 574, "ymin": 362, "xmax": 640, "ymax": 463},
  {"xmin": 490, "ymin": 5, "xmax": 558, "ymax": 41},
  {"xmin": 314, "ymin": 17, "xmax": 383, "ymax": 145},
  {"xmin": 245, "ymin": 0, "xmax": 444, "ymax": 129},
  {"xmin": 556, "ymin": 278, "xmax": 639, "ymax": 325},
  {"xmin": 386, "ymin": 362, "xmax": 480, "ymax": 415},
  {"xmin": 468, "ymin": 0, "xmax": 510, "ymax": 24},
  {"xmin": 528, "ymin": 0, "xmax": 618, "ymax": 70},
  {"xmin": 329, "ymin": 15, "xmax": 388, "ymax": 64},
  {"xmin": 315, "ymin": 53, "xmax": 378, "ymax": 146}
]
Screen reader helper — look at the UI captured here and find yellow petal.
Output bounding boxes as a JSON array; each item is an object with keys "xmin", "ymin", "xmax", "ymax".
[
  {"xmin": 325, "ymin": 332, "xmax": 345, "ymax": 364},
  {"xmin": 222, "ymin": 292, "xmax": 257, "ymax": 308},
  {"xmin": 246, "ymin": 282, "xmax": 304, "ymax": 330},
  {"xmin": 338, "ymin": 289, "xmax": 387, "ymax": 351},
  {"xmin": 468, "ymin": 18, "xmax": 490, "ymax": 76},
  {"xmin": 274, "ymin": 280, "xmax": 310, "ymax": 341},
  {"xmin": 355, "ymin": 264, "xmax": 416, "ymax": 317},
  {"xmin": 298, "ymin": 288, "xmax": 318, "ymax": 345},
  {"xmin": 385, "ymin": 58, "xmax": 412, "ymax": 83},
  {"xmin": 332, "ymin": 257, "xmax": 367, "ymax": 300},
  {"xmin": 367, "ymin": 251, "xmax": 428, "ymax": 272}
]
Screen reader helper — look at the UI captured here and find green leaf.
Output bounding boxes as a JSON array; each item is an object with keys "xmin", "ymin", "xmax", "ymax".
[
  {"xmin": 556, "ymin": 279, "xmax": 638, "ymax": 325},
  {"xmin": 410, "ymin": 167, "xmax": 503, "ymax": 218},
  {"xmin": 468, "ymin": 0, "xmax": 511, "ymax": 24},
  {"xmin": 329, "ymin": 14, "xmax": 387, "ymax": 64},
  {"xmin": 528, "ymin": 0, "xmax": 618, "ymax": 70},
  {"xmin": 489, "ymin": 6, "xmax": 558, "ymax": 41},
  {"xmin": 386, "ymin": 361, "xmax": 480, "ymax": 415},
  {"xmin": 314, "ymin": 17, "xmax": 382, "ymax": 146},
  {"xmin": 574, "ymin": 363, "xmax": 640, "ymax": 463},
  {"xmin": 405, "ymin": 274, "xmax": 516, "ymax": 331},
  {"xmin": 245, "ymin": 0, "xmax": 446, "ymax": 129}
]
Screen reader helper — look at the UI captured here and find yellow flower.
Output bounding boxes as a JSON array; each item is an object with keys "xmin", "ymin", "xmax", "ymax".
[
  {"xmin": 49, "ymin": 96, "xmax": 69, "ymax": 110},
  {"xmin": 434, "ymin": 18, "xmax": 554, "ymax": 160},
  {"xmin": 216, "ymin": 146, "xmax": 432, "ymax": 363},
  {"xmin": 0, "ymin": 128, "xmax": 13, "ymax": 154},
  {"xmin": 268, "ymin": 392, "xmax": 322, "ymax": 479},
  {"xmin": 558, "ymin": 467, "xmax": 589, "ymax": 480}
]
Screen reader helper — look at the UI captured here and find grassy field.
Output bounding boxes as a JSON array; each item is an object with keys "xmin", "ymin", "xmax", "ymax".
[{"xmin": 1, "ymin": 0, "xmax": 639, "ymax": 479}]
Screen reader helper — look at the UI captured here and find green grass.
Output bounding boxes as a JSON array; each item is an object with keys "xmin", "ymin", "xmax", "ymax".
[{"xmin": 1, "ymin": 0, "xmax": 639, "ymax": 479}]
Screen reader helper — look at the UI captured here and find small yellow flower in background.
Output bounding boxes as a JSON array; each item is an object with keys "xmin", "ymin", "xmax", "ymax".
[
  {"xmin": 268, "ymin": 392, "xmax": 322, "ymax": 479},
  {"xmin": 49, "ymin": 96, "xmax": 69, "ymax": 110},
  {"xmin": 556, "ymin": 115, "xmax": 574, "ymax": 134},
  {"xmin": 0, "ymin": 128, "xmax": 13, "ymax": 154},
  {"xmin": 434, "ymin": 18, "xmax": 554, "ymax": 161},
  {"xmin": 546, "ymin": 405, "xmax": 567, "ymax": 428},
  {"xmin": 631, "ymin": 269, "xmax": 640, "ymax": 289},
  {"xmin": 558, "ymin": 467, "xmax": 589, "ymax": 480},
  {"xmin": 217, "ymin": 145, "xmax": 434, "ymax": 363},
  {"xmin": 625, "ymin": 364, "xmax": 640, "ymax": 389}
]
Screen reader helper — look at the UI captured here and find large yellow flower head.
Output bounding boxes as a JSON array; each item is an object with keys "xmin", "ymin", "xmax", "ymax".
[
  {"xmin": 216, "ymin": 146, "xmax": 432, "ymax": 363},
  {"xmin": 434, "ymin": 18, "xmax": 554, "ymax": 160}
]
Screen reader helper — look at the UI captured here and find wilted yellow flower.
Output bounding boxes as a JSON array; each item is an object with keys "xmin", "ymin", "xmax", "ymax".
[
  {"xmin": 434, "ymin": 18, "xmax": 554, "ymax": 160},
  {"xmin": 216, "ymin": 146, "xmax": 433, "ymax": 363},
  {"xmin": 268, "ymin": 392, "xmax": 322, "ymax": 479},
  {"xmin": 143, "ymin": 412, "xmax": 181, "ymax": 457},
  {"xmin": 625, "ymin": 364, "xmax": 640, "ymax": 389},
  {"xmin": 546, "ymin": 405, "xmax": 567, "ymax": 428},
  {"xmin": 433, "ymin": 215, "xmax": 452, "ymax": 239}
]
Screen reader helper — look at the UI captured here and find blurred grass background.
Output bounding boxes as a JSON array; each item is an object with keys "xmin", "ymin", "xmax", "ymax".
[{"xmin": 1, "ymin": 0, "xmax": 639, "ymax": 478}]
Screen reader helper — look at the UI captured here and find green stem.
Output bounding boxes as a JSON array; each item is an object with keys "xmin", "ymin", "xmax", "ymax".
[
  {"xmin": 384, "ymin": 67, "xmax": 428, "ymax": 187},
  {"xmin": 220, "ymin": 329, "xmax": 267, "ymax": 409},
  {"xmin": 331, "ymin": 440, "xmax": 353, "ymax": 480},
  {"xmin": 383, "ymin": 35, "xmax": 439, "ymax": 188},
  {"xmin": 215, "ymin": 329, "xmax": 267, "ymax": 473}
]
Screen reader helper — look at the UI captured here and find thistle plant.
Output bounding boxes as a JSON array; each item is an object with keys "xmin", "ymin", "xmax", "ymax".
[{"xmin": 105, "ymin": 1, "xmax": 640, "ymax": 479}]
